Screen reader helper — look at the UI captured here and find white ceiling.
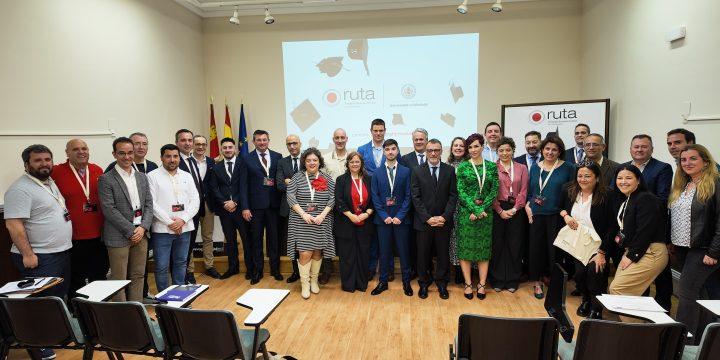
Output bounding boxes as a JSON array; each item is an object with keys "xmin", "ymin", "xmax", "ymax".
[{"xmin": 173, "ymin": 0, "xmax": 535, "ymax": 17}]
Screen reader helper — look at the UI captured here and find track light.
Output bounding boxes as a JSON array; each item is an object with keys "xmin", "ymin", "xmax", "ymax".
[
  {"xmin": 457, "ymin": 0, "xmax": 468, "ymax": 14},
  {"xmin": 490, "ymin": 0, "xmax": 503, "ymax": 13},
  {"xmin": 229, "ymin": 7, "xmax": 240, "ymax": 25},
  {"xmin": 264, "ymin": 8, "xmax": 275, "ymax": 25}
]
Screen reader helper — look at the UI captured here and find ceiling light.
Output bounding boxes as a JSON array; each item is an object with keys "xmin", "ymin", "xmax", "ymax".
[
  {"xmin": 264, "ymin": 8, "xmax": 275, "ymax": 25},
  {"xmin": 490, "ymin": 0, "xmax": 503, "ymax": 13},
  {"xmin": 229, "ymin": 7, "xmax": 240, "ymax": 25},
  {"xmin": 457, "ymin": 0, "xmax": 468, "ymax": 14}
]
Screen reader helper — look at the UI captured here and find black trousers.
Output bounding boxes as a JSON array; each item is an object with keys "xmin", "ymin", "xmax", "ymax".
[
  {"xmin": 69, "ymin": 238, "xmax": 109, "ymax": 298},
  {"xmin": 338, "ymin": 230, "xmax": 372, "ymax": 292},
  {"xmin": 416, "ymin": 227, "xmax": 450, "ymax": 287},
  {"xmin": 249, "ymin": 208, "xmax": 280, "ymax": 275},
  {"xmin": 490, "ymin": 209, "xmax": 525, "ymax": 289},
  {"xmin": 279, "ymin": 215, "xmax": 299, "ymax": 274},
  {"xmin": 528, "ymin": 214, "xmax": 563, "ymax": 281},
  {"xmin": 185, "ymin": 214, "xmax": 201, "ymax": 273},
  {"xmin": 676, "ymin": 248, "xmax": 720, "ymax": 342},
  {"xmin": 219, "ymin": 211, "xmax": 248, "ymax": 272},
  {"xmin": 573, "ymin": 254, "xmax": 609, "ymax": 311}
]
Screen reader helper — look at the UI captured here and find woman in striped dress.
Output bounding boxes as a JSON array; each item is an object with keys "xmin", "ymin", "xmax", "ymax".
[{"xmin": 287, "ymin": 148, "xmax": 336, "ymax": 299}]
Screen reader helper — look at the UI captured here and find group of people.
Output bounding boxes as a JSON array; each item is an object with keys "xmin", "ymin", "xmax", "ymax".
[{"xmin": 5, "ymin": 119, "xmax": 720, "ymax": 340}]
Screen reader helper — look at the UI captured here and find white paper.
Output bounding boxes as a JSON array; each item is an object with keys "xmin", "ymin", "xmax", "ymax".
[
  {"xmin": 597, "ymin": 294, "xmax": 667, "ymax": 312},
  {"xmin": 0, "ymin": 277, "xmax": 54, "ymax": 295}
]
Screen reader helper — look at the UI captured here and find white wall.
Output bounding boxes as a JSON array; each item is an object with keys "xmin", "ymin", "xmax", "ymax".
[
  {"xmin": 0, "ymin": 0, "xmax": 205, "ymax": 194},
  {"xmin": 582, "ymin": 0, "xmax": 720, "ymax": 164}
]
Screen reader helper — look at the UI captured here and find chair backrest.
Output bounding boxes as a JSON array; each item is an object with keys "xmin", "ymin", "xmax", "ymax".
[
  {"xmin": 73, "ymin": 297, "xmax": 163, "ymax": 354},
  {"xmin": 456, "ymin": 314, "xmax": 559, "ymax": 360},
  {"xmin": 695, "ymin": 322, "xmax": 720, "ymax": 360},
  {"xmin": 571, "ymin": 319, "xmax": 687, "ymax": 360},
  {"xmin": 545, "ymin": 263, "xmax": 574, "ymax": 342},
  {"xmin": 155, "ymin": 305, "xmax": 246, "ymax": 359},
  {"xmin": 0, "ymin": 296, "xmax": 83, "ymax": 347}
]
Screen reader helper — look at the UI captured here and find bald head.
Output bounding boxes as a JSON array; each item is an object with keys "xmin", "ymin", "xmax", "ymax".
[
  {"xmin": 286, "ymin": 134, "xmax": 301, "ymax": 157},
  {"xmin": 332, "ymin": 128, "xmax": 348, "ymax": 152},
  {"xmin": 65, "ymin": 139, "xmax": 89, "ymax": 168}
]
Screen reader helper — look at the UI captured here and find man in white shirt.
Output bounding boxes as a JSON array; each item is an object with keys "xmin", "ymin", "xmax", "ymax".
[
  {"xmin": 147, "ymin": 144, "xmax": 200, "ymax": 292},
  {"xmin": 190, "ymin": 134, "xmax": 219, "ymax": 280},
  {"xmin": 482, "ymin": 122, "xmax": 502, "ymax": 162},
  {"xmin": 323, "ymin": 128, "xmax": 350, "ymax": 180}
]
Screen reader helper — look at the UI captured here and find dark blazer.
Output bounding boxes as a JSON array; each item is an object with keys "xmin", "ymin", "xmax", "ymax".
[
  {"xmin": 410, "ymin": 162, "xmax": 457, "ymax": 231},
  {"xmin": 565, "ymin": 146, "xmax": 584, "ymax": 164},
  {"xmin": 334, "ymin": 173, "xmax": 375, "ymax": 239},
  {"xmin": 97, "ymin": 168, "xmax": 154, "ymax": 248},
  {"xmin": 687, "ymin": 178, "xmax": 720, "ymax": 259},
  {"xmin": 598, "ymin": 157, "xmax": 620, "ymax": 187},
  {"xmin": 609, "ymin": 190, "xmax": 667, "ymax": 262},
  {"xmin": 400, "ymin": 152, "xmax": 424, "ymax": 170},
  {"xmin": 276, "ymin": 155, "xmax": 299, "ymax": 217},
  {"xmin": 371, "ymin": 164, "xmax": 412, "ymax": 225},
  {"xmin": 514, "ymin": 154, "xmax": 542, "ymax": 168},
  {"xmin": 240, "ymin": 149, "xmax": 283, "ymax": 210},
  {"xmin": 207, "ymin": 157, "xmax": 244, "ymax": 217},
  {"xmin": 560, "ymin": 184, "xmax": 616, "ymax": 254},
  {"xmin": 622, "ymin": 158, "xmax": 672, "ymax": 204},
  {"xmin": 105, "ymin": 160, "xmax": 158, "ymax": 174},
  {"xmin": 178, "ymin": 155, "xmax": 214, "ymax": 216}
]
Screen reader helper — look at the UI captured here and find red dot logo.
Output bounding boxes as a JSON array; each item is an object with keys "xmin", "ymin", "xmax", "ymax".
[
  {"xmin": 529, "ymin": 110, "xmax": 544, "ymax": 124},
  {"xmin": 323, "ymin": 89, "xmax": 339, "ymax": 106}
]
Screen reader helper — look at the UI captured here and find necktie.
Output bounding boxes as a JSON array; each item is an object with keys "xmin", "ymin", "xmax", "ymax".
[
  {"xmin": 187, "ymin": 157, "xmax": 202, "ymax": 196},
  {"xmin": 260, "ymin": 153, "xmax": 268, "ymax": 168},
  {"xmin": 388, "ymin": 166, "xmax": 395, "ymax": 184},
  {"xmin": 418, "ymin": 154, "xmax": 425, "ymax": 165},
  {"xmin": 227, "ymin": 161, "xmax": 233, "ymax": 177},
  {"xmin": 431, "ymin": 166, "xmax": 438, "ymax": 186},
  {"xmin": 530, "ymin": 155, "xmax": 538, "ymax": 167},
  {"xmin": 292, "ymin": 157, "xmax": 298, "ymax": 173},
  {"xmin": 577, "ymin": 148, "xmax": 584, "ymax": 162}
]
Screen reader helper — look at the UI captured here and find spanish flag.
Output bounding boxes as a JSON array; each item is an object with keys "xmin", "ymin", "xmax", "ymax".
[
  {"xmin": 224, "ymin": 103, "xmax": 233, "ymax": 139},
  {"xmin": 208, "ymin": 100, "xmax": 219, "ymax": 159}
]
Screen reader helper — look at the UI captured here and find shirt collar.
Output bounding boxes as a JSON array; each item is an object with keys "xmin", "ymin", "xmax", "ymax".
[
  {"xmin": 225, "ymin": 156, "xmax": 237, "ymax": 164},
  {"xmin": 115, "ymin": 164, "xmax": 135, "ymax": 178}
]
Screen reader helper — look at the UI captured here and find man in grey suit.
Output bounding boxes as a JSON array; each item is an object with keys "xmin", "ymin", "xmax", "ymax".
[
  {"xmin": 98, "ymin": 137, "xmax": 153, "ymax": 302},
  {"xmin": 276, "ymin": 134, "xmax": 302, "ymax": 283}
]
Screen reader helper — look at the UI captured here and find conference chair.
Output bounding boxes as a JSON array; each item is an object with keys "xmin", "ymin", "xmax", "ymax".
[
  {"xmin": 682, "ymin": 322, "xmax": 720, "ymax": 360},
  {"xmin": 449, "ymin": 314, "xmax": 559, "ymax": 360},
  {"xmin": 544, "ymin": 263, "xmax": 575, "ymax": 343},
  {"xmin": 73, "ymin": 297, "xmax": 165, "ymax": 359},
  {"xmin": 557, "ymin": 319, "xmax": 687, "ymax": 360},
  {"xmin": 155, "ymin": 304, "xmax": 271, "ymax": 360},
  {"xmin": 0, "ymin": 296, "xmax": 99, "ymax": 360}
]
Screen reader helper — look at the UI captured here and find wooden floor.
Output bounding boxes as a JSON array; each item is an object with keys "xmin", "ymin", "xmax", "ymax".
[{"xmin": 8, "ymin": 270, "xmax": 606, "ymax": 360}]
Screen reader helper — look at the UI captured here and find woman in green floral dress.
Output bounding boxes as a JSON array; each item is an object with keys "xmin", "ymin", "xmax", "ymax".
[{"xmin": 456, "ymin": 133, "xmax": 499, "ymax": 300}]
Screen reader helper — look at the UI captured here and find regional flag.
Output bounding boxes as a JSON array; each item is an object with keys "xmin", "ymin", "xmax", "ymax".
[
  {"xmin": 238, "ymin": 104, "xmax": 249, "ymax": 155},
  {"xmin": 224, "ymin": 104, "xmax": 233, "ymax": 139},
  {"xmin": 208, "ymin": 101, "xmax": 219, "ymax": 159}
]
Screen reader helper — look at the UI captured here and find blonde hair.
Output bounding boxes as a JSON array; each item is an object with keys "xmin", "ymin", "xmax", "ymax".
[{"xmin": 669, "ymin": 144, "xmax": 719, "ymax": 205}]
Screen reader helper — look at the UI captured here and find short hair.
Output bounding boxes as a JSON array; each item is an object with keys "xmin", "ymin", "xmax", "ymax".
[
  {"xmin": 344, "ymin": 151, "xmax": 367, "ymax": 178},
  {"xmin": 193, "ymin": 134, "xmax": 207, "ymax": 142},
  {"xmin": 575, "ymin": 123, "xmax": 591, "ymax": 132},
  {"xmin": 524, "ymin": 130, "xmax": 541, "ymax": 140},
  {"xmin": 540, "ymin": 135, "xmax": 566, "ymax": 155},
  {"xmin": 667, "ymin": 128, "xmax": 696, "ymax": 144},
  {"xmin": 129, "ymin": 132, "xmax": 147, "ymax": 140},
  {"xmin": 21, "ymin": 144, "xmax": 53, "ymax": 163},
  {"xmin": 160, "ymin": 144, "xmax": 180, "ymax": 157},
  {"xmin": 584, "ymin": 133, "xmax": 605, "ymax": 145},
  {"xmin": 631, "ymin": 134, "xmax": 653, "ymax": 145},
  {"xmin": 175, "ymin": 129, "xmax": 193, "ymax": 142},
  {"xmin": 412, "ymin": 128, "xmax": 428, "ymax": 138},
  {"xmin": 112, "ymin": 137, "xmax": 134, "ymax": 152},
  {"xmin": 220, "ymin": 137, "xmax": 235, "ymax": 145},
  {"xmin": 253, "ymin": 129, "xmax": 269, "ymax": 140},
  {"xmin": 497, "ymin": 137, "xmax": 516, "ymax": 151},
  {"xmin": 484, "ymin": 122, "xmax": 502, "ymax": 133},
  {"xmin": 370, "ymin": 118, "xmax": 385, "ymax": 129},
  {"xmin": 299, "ymin": 147, "xmax": 325, "ymax": 171},
  {"xmin": 427, "ymin": 138, "xmax": 442, "ymax": 147},
  {"xmin": 465, "ymin": 133, "xmax": 485, "ymax": 148},
  {"xmin": 383, "ymin": 139, "xmax": 398, "ymax": 149}
]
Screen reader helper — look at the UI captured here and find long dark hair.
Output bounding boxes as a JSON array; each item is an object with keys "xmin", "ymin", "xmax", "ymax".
[
  {"xmin": 344, "ymin": 151, "xmax": 368, "ymax": 179},
  {"xmin": 567, "ymin": 161, "xmax": 607, "ymax": 205},
  {"xmin": 612, "ymin": 164, "xmax": 647, "ymax": 197},
  {"xmin": 447, "ymin": 136, "xmax": 469, "ymax": 163}
]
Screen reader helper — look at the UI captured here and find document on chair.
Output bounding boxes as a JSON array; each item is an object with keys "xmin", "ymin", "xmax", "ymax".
[
  {"xmin": 597, "ymin": 295, "xmax": 667, "ymax": 312},
  {"xmin": 0, "ymin": 277, "xmax": 56, "ymax": 295}
]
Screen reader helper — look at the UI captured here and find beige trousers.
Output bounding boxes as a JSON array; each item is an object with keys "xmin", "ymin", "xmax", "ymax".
[
  {"xmin": 188, "ymin": 203, "xmax": 215, "ymax": 272},
  {"xmin": 107, "ymin": 236, "xmax": 148, "ymax": 302},
  {"xmin": 609, "ymin": 242, "xmax": 668, "ymax": 322}
]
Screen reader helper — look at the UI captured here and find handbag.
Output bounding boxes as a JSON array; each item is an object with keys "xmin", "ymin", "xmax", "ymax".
[{"xmin": 553, "ymin": 224, "xmax": 601, "ymax": 265}]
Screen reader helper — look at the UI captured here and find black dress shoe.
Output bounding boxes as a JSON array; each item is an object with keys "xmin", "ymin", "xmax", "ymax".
[
  {"xmin": 438, "ymin": 286, "xmax": 449, "ymax": 300},
  {"xmin": 388, "ymin": 273, "xmax": 395, "ymax": 282},
  {"xmin": 463, "ymin": 283, "xmax": 474, "ymax": 300},
  {"xmin": 286, "ymin": 271, "xmax": 300, "ymax": 283},
  {"xmin": 476, "ymin": 283, "xmax": 487, "ymax": 300},
  {"xmin": 250, "ymin": 273, "xmax": 263, "ymax": 285},
  {"xmin": 271, "ymin": 272, "xmax": 283, "ymax": 281},
  {"xmin": 185, "ymin": 272, "xmax": 196, "ymax": 285},
  {"xmin": 318, "ymin": 272, "xmax": 331, "ymax": 285},
  {"xmin": 403, "ymin": 282, "xmax": 413, "ymax": 296},
  {"xmin": 418, "ymin": 286, "xmax": 429, "ymax": 299},
  {"xmin": 371, "ymin": 282, "xmax": 388, "ymax": 296},
  {"xmin": 577, "ymin": 301, "xmax": 592, "ymax": 317},
  {"xmin": 205, "ymin": 267, "xmax": 221, "ymax": 279},
  {"xmin": 588, "ymin": 310, "xmax": 603, "ymax": 319},
  {"xmin": 571, "ymin": 288, "xmax": 582, "ymax": 297},
  {"xmin": 220, "ymin": 269, "xmax": 239, "ymax": 279}
]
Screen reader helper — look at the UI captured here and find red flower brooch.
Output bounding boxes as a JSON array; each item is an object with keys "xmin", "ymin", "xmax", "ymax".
[{"xmin": 311, "ymin": 176, "xmax": 328, "ymax": 191}]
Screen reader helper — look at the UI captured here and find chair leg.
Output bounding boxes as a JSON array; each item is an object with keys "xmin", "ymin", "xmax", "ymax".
[
  {"xmin": 104, "ymin": 350, "xmax": 117, "ymax": 360},
  {"xmin": 261, "ymin": 343, "xmax": 271, "ymax": 360},
  {"xmin": 82, "ymin": 347, "xmax": 95, "ymax": 360},
  {"xmin": 27, "ymin": 348, "xmax": 42, "ymax": 360},
  {"xmin": 114, "ymin": 351, "xmax": 125, "ymax": 360}
]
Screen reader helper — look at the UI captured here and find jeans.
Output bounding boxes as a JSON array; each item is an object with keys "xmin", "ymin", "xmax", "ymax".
[{"xmin": 152, "ymin": 232, "xmax": 190, "ymax": 292}]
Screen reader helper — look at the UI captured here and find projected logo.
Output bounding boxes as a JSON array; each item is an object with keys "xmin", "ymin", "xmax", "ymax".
[
  {"xmin": 401, "ymin": 84, "xmax": 416, "ymax": 99},
  {"xmin": 529, "ymin": 110, "xmax": 544, "ymax": 124},
  {"xmin": 323, "ymin": 89, "xmax": 340, "ymax": 107}
]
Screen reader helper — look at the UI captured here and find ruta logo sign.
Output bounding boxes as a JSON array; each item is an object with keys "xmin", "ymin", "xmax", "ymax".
[
  {"xmin": 529, "ymin": 110, "xmax": 544, "ymax": 124},
  {"xmin": 323, "ymin": 88, "xmax": 377, "ymax": 106},
  {"xmin": 529, "ymin": 108, "xmax": 578, "ymax": 124},
  {"xmin": 323, "ymin": 89, "xmax": 340, "ymax": 106}
]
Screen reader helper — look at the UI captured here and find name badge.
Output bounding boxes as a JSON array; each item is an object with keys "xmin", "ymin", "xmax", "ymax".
[
  {"xmin": 133, "ymin": 209, "xmax": 143, "ymax": 225},
  {"xmin": 533, "ymin": 195, "xmax": 546, "ymax": 206},
  {"xmin": 306, "ymin": 203, "xmax": 318, "ymax": 212},
  {"xmin": 614, "ymin": 231, "xmax": 625, "ymax": 246},
  {"xmin": 63, "ymin": 210, "xmax": 71, "ymax": 222},
  {"xmin": 386, "ymin": 196, "xmax": 397, "ymax": 207},
  {"xmin": 263, "ymin": 177, "xmax": 275, "ymax": 186},
  {"xmin": 83, "ymin": 202, "xmax": 98, "ymax": 213},
  {"xmin": 474, "ymin": 197, "xmax": 484, "ymax": 205},
  {"xmin": 172, "ymin": 204, "xmax": 185, "ymax": 212}
]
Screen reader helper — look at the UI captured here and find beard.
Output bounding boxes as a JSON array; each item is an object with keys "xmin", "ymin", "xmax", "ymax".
[{"xmin": 27, "ymin": 167, "xmax": 52, "ymax": 181}]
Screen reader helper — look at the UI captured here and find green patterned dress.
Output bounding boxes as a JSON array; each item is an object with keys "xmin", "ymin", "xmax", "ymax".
[{"xmin": 456, "ymin": 159, "xmax": 499, "ymax": 261}]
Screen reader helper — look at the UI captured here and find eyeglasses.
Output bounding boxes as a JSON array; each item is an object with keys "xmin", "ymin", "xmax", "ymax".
[
  {"xmin": 195, "ymin": 143, "xmax": 207, "ymax": 147},
  {"xmin": 426, "ymin": 149, "xmax": 442, "ymax": 153},
  {"xmin": 584, "ymin": 143, "xmax": 602, "ymax": 148}
]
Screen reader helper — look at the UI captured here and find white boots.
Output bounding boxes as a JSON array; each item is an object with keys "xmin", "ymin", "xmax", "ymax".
[{"xmin": 298, "ymin": 259, "xmax": 323, "ymax": 299}]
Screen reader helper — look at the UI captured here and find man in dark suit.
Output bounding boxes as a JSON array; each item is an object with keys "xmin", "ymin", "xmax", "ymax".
[
  {"xmin": 207, "ymin": 137, "xmax": 247, "ymax": 279},
  {"xmin": 623, "ymin": 134, "xmax": 673, "ymax": 310},
  {"xmin": 276, "ymin": 134, "xmax": 302, "ymax": 283},
  {"xmin": 584, "ymin": 133, "xmax": 619, "ymax": 186},
  {"xmin": 514, "ymin": 130, "xmax": 542, "ymax": 168},
  {"xmin": 399, "ymin": 128, "xmax": 429, "ymax": 281},
  {"xmin": 240, "ymin": 129, "xmax": 283, "ymax": 284},
  {"xmin": 175, "ymin": 129, "xmax": 211, "ymax": 284},
  {"xmin": 564, "ymin": 123, "xmax": 590, "ymax": 165},
  {"xmin": 410, "ymin": 139, "xmax": 457, "ymax": 299},
  {"xmin": 370, "ymin": 139, "xmax": 413, "ymax": 297}
]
